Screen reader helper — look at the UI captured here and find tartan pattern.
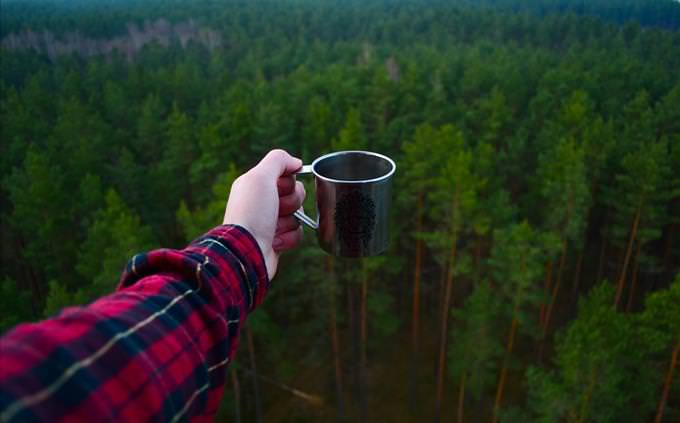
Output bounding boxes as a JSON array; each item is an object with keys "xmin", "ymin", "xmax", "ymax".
[{"xmin": 0, "ymin": 224, "xmax": 269, "ymax": 422}]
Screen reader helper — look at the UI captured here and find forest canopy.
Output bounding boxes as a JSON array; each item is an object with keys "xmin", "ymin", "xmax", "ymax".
[{"xmin": 1, "ymin": 0, "xmax": 679, "ymax": 421}]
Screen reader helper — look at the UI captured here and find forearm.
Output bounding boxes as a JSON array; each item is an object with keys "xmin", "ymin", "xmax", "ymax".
[{"xmin": 0, "ymin": 225, "xmax": 269, "ymax": 422}]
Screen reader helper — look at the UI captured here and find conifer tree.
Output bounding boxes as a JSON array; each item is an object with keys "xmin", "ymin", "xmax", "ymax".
[
  {"xmin": 533, "ymin": 90, "xmax": 592, "ymax": 326},
  {"xmin": 300, "ymin": 96, "xmax": 333, "ymax": 160},
  {"xmin": 639, "ymin": 274, "xmax": 680, "ymax": 423},
  {"xmin": 332, "ymin": 107, "xmax": 365, "ymax": 152},
  {"xmin": 535, "ymin": 137, "xmax": 590, "ymax": 336},
  {"xmin": 177, "ymin": 164, "xmax": 239, "ymax": 242},
  {"xmin": 190, "ymin": 122, "xmax": 227, "ymax": 204},
  {"xmin": 77, "ymin": 189, "xmax": 155, "ymax": 300},
  {"xmin": 425, "ymin": 125, "xmax": 484, "ymax": 421},
  {"xmin": 43, "ymin": 280, "xmax": 87, "ymax": 318},
  {"xmin": 400, "ymin": 122, "xmax": 443, "ymax": 407},
  {"xmin": 136, "ymin": 93, "xmax": 166, "ymax": 162},
  {"xmin": 302, "ymin": 96, "xmax": 333, "ymax": 160},
  {"xmin": 448, "ymin": 280, "xmax": 502, "ymax": 423},
  {"xmin": 5, "ymin": 148, "xmax": 72, "ymax": 302},
  {"xmin": 489, "ymin": 221, "xmax": 548, "ymax": 423},
  {"xmin": 527, "ymin": 283, "xmax": 659, "ymax": 423},
  {"xmin": 0, "ymin": 278, "xmax": 32, "ymax": 332},
  {"xmin": 609, "ymin": 139, "xmax": 671, "ymax": 308}
]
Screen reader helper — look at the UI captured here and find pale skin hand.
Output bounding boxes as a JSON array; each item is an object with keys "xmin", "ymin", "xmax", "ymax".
[{"xmin": 223, "ymin": 149, "xmax": 306, "ymax": 280}]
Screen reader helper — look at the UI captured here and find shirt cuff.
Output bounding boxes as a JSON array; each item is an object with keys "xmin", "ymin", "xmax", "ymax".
[
  {"xmin": 189, "ymin": 224, "xmax": 270, "ymax": 310},
  {"xmin": 118, "ymin": 225, "xmax": 270, "ymax": 312}
]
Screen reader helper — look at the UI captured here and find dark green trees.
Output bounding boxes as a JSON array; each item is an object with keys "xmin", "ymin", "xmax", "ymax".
[
  {"xmin": 526, "ymin": 276, "xmax": 680, "ymax": 423},
  {"xmin": 77, "ymin": 189, "xmax": 154, "ymax": 300},
  {"xmin": 489, "ymin": 222, "xmax": 547, "ymax": 423},
  {"xmin": 425, "ymin": 124, "xmax": 484, "ymax": 420},
  {"xmin": 448, "ymin": 281, "xmax": 502, "ymax": 423},
  {"xmin": 1, "ymin": 1, "xmax": 680, "ymax": 422},
  {"xmin": 640, "ymin": 275, "xmax": 680, "ymax": 423}
]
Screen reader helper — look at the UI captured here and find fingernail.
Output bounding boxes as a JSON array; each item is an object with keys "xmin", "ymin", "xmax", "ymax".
[{"xmin": 273, "ymin": 237, "xmax": 283, "ymax": 249}]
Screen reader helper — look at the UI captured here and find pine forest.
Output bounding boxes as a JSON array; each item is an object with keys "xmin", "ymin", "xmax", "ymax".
[{"xmin": 1, "ymin": 0, "xmax": 680, "ymax": 421}]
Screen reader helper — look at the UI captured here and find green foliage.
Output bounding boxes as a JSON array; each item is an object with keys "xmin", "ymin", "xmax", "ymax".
[
  {"xmin": 638, "ymin": 274, "xmax": 680, "ymax": 353},
  {"xmin": 424, "ymin": 125, "xmax": 484, "ymax": 258},
  {"xmin": 248, "ymin": 309, "xmax": 285, "ymax": 358},
  {"xmin": 43, "ymin": 280, "xmax": 88, "ymax": 318},
  {"xmin": 489, "ymin": 222, "xmax": 550, "ymax": 329},
  {"xmin": 536, "ymin": 137, "xmax": 590, "ymax": 243},
  {"xmin": 367, "ymin": 289, "xmax": 399, "ymax": 343},
  {"xmin": 76, "ymin": 189, "xmax": 155, "ymax": 300},
  {"xmin": 1, "ymin": 1, "xmax": 680, "ymax": 420},
  {"xmin": 302, "ymin": 96, "xmax": 333, "ymax": 160},
  {"xmin": 332, "ymin": 108, "xmax": 365, "ymax": 151},
  {"xmin": 0, "ymin": 278, "xmax": 32, "ymax": 333},
  {"xmin": 136, "ymin": 93, "xmax": 166, "ymax": 161},
  {"xmin": 177, "ymin": 164, "xmax": 239, "ymax": 242},
  {"xmin": 430, "ymin": 126, "xmax": 482, "ymax": 232},
  {"xmin": 526, "ymin": 282, "xmax": 659, "ymax": 422},
  {"xmin": 609, "ymin": 137, "xmax": 671, "ymax": 246},
  {"xmin": 448, "ymin": 280, "xmax": 503, "ymax": 400},
  {"xmin": 464, "ymin": 86, "xmax": 513, "ymax": 148},
  {"xmin": 4, "ymin": 148, "xmax": 75, "ymax": 281},
  {"xmin": 400, "ymin": 123, "xmax": 438, "ymax": 195}
]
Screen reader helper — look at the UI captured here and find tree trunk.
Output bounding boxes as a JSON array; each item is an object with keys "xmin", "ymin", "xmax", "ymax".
[
  {"xmin": 625, "ymin": 242, "xmax": 642, "ymax": 313},
  {"xmin": 230, "ymin": 366, "xmax": 241, "ymax": 423},
  {"xmin": 246, "ymin": 327, "xmax": 263, "ymax": 423},
  {"xmin": 576, "ymin": 369, "xmax": 598, "ymax": 423},
  {"xmin": 359, "ymin": 261, "xmax": 368, "ymax": 423},
  {"xmin": 435, "ymin": 236, "xmax": 458, "ymax": 422},
  {"xmin": 438, "ymin": 257, "xmax": 447, "ymax": 322},
  {"xmin": 436, "ymin": 261, "xmax": 447, "ymax": 320},
  {"xmin": 654, "ymin": 337, "xmax": 679, "ymax": 423},
  {"xmin": 457, "ymin": 371, "xmax": 467, "ymax": 423},
  {"xmin": 411, "ymin": 192, "xmax": 424, "ymax": 411},
  {"xmin": 543, "ymin": 240, "xmax": 568, "ymax": 334},
  {"xmin": 239, "ymin": 366, "xmax": 324, "ymax": 405},
  {"xmin": 539, "ymin": 260, "xmax": 553, "ymax": 327},
  {"xmin": 615, "ymin": 208, "xmax": 641, "ymax": 308},
  {"xmin": 347, "ymin": 276, "xmax": 359, "ymax": 402},
  {"xmin": 327, "ymin": 256, "xmax": 345, "ymax": 418},
  {"xmin": 493, "ymin": 314, "xmax": 519, "ymax": 423}
]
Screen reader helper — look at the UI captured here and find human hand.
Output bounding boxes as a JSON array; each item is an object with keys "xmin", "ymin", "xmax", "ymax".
[{"xmin": 223, "ymin": 149, "xmax": 305, "ymax": 280}]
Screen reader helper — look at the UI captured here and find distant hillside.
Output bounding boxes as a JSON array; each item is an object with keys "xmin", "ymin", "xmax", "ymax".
[
  {"xmin": 458, "ymin": 0, "xmax": 680, "ymax": 30},
  {"xmin": 2, "ymin": 0, "xmax": 680, "ymax": 39}
]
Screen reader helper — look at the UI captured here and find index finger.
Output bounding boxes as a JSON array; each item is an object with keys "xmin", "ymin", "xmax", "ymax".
[{"xmin": 257, "ymin": 149, "xmax": 303, "ymax": 178}]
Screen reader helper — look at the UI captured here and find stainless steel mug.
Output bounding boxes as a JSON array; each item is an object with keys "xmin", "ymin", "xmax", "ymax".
[{"xmin": 294, "ymin": 151, "xmax": 396, "ymax": 258}]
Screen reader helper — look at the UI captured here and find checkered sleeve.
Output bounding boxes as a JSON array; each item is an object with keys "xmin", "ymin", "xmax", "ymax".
[{"xmin": 0, "ymin": 224, "xmax": 269, "ymax": 422}]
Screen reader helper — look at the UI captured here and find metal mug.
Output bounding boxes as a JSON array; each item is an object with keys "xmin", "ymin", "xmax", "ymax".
[{"xmin": 294, "ymin": 151, "xmax": 396, "ymax": 258}]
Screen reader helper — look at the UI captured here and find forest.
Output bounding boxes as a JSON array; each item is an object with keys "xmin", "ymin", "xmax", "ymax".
[{"xmin": 1, "ymin": 0, "xmax": 679, "ymax": 421}]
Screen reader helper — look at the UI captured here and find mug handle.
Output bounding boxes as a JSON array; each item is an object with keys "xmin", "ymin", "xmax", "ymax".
[{"xmin": 293, "ymin": 165, "xmax": 319, "ymax": 230}]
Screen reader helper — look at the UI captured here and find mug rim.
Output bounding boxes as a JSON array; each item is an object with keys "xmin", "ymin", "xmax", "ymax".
[{"xmin": 311, "ymin": 150, "xmax": 396, "ymax": 184}]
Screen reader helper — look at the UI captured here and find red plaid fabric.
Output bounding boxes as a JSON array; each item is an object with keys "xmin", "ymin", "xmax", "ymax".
[{"xmin": 0, "ymin": 225, "xmax": 269, "ymax": 422}]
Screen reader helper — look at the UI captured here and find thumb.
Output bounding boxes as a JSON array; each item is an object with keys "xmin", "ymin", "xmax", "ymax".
[{"xmin": 257, "ymin": 149, "xmax": 303, "ymax": 178}]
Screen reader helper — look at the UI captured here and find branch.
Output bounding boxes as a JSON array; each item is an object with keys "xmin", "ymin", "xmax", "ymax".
[{"xmin": 236, "ymin": 365, "xmax": 325, "ymax": 406}]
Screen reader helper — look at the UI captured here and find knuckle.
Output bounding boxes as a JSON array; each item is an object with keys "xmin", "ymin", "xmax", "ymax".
[
  {"xmin": 244, "ymin": 168, "xmax": 267, "ymax": 184},
  {"xmin": 268, "ymin": 149, "xmax": 288, "ymax": 161},
  {"xmin": 231, "ymin": 175, "xmax": 244, "ymax": 189}
]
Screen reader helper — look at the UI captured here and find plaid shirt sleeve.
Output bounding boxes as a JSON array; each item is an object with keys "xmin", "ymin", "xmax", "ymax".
[{"xmin": 0, "ymin": 224, "xmax": 270, "ymax": 422}]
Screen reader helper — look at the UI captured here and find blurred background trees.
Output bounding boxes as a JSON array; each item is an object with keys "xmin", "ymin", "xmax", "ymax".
[{"xmin": 1, "ymin": 0, "xmax": 679, "ymax": 421}]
